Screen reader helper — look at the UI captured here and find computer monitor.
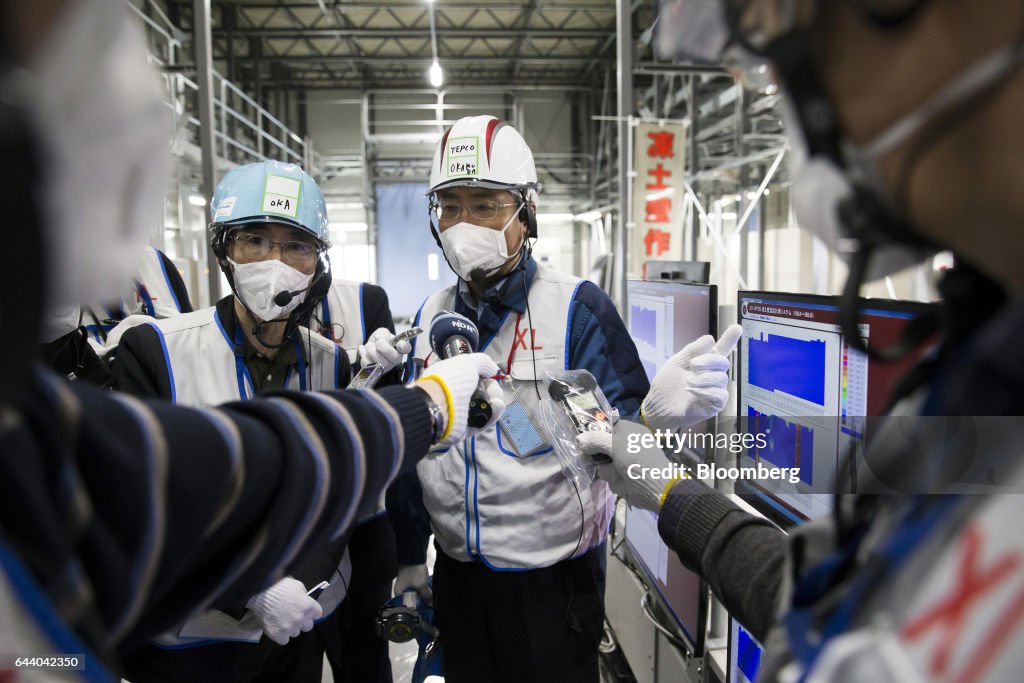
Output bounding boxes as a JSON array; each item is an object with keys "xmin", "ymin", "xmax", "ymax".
[
  {"xmin": 627, "ymin": 280, "xmax": 717, "ymax": 385},
  {"xmin": 623, "ymin": 505, "xmax": 708, "ymax": 656},
  {"xmin": 627, "ymin": 279, "xmax": 718, "ymax": 463},
  {"xmin": 727, "ymin": 616, "xmax": 764, "ymax": 683},
  {"xmin": 643, "ymin": 259, "xmax": 711, "ymax": 284},
  {"xmin": 734, "ymin": 291, "xmax": 938, "ymax": 526},
  {"xmin": 622, "ymin": 280, "xmax": 717, "ymax": 653}
]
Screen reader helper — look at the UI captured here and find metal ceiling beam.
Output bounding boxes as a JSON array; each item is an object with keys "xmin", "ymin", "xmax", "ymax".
[
  {"xmin": 228, "ymin": 55, "xmax": 602, "ymax": 64},
  {"xmin": 211, "ymin": 2, "xmax": 615, "ymax": 10},
  {"xmin": 212, "ymin": 28, "xmax": 612, "ymax": 38}
]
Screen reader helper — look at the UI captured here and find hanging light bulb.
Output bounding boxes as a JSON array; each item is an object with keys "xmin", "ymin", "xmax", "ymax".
[{"xmin": 428, "ymin": 59, "xmax": 443, "ymax": 87}]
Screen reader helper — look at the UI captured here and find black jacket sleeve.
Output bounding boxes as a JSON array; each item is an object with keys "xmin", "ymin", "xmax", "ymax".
[
  {"xmin": 386, "ymin": 471, "xmax": 433, "ymax": 565},
  {"xmin": 657, "ymin": 479, "xmax": 786, "ymax": 642},
  {"xmin": 110, "ymin": 324, "xmax": 173, "ymax": 400},
  {"xmin": 0, "ymin": 369, "xmax": 433, "ymax": 666},
  {"xmin": 360, "ymin": 283, "xmax": 405, "ymax": 388}
]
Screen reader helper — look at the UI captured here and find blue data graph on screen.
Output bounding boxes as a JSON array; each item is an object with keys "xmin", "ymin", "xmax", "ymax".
[
  {"xmin": 630, "ymin": 305, "xmax": 658, "ymax": 349},
  {"xmin": 748, "ymin": 407, "xmax": 814, "ymax": 484},
  {"xmin": 748, "ymin": 332, "xmax": 827, "ymax": 406},
  {"xmin": 736, "ymin": 624, "xmax": 763, "ymax": 682}
]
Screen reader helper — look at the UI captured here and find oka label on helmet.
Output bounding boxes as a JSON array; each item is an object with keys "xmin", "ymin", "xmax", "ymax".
[
  {"xmin": 262, "ymin": 174, "xmax": 301, "ymax": 218},
  {"xmin": 446, "ymin": 136, "xmax": 479, "ymax": 177}
]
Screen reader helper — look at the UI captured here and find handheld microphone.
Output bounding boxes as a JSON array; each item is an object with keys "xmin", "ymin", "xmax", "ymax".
[
  {"xmin": 429, "ymin": 311, "xmax": 481, "ymax": 359},
  {"xmin": 428, "ymin": 311, "xmax": 493, "ymax": 429}
]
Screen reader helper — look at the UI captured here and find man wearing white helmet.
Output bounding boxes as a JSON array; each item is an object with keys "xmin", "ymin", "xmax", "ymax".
[
  {"xmin": 389, "ymin": 115, "xmax": 651, "ymax": 681},
  {"xmin": 0, "ymin": 2, "xmax": 503, "ymax": 680}
]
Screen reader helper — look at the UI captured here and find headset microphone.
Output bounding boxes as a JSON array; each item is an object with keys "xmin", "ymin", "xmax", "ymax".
[
  {"xmin": 273, "ymin": 278, "xmax": 318, "ymax": 307},
  {"xmin": 428, "ymin": 311, "xmax": 493, "ymax": 429},
  {"xmin": 273, "ymin": 290, "xmax": 296, "ymax": 307}
]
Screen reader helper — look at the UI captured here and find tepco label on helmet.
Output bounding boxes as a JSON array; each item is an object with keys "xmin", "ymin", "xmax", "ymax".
[
  {"xmin": 215, "ymin": 197, "xmax": 237, "ymax": 220},
  {"xmin": 262, "ymin": 174, "xmax": 301, "ymax": 218},
  {"xmin": 446, "ymin": 136, "xmax": 479, "ymax": 178}
]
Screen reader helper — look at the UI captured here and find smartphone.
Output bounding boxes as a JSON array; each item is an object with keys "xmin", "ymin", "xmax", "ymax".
[{"xmin": 348, "ymin": 326, "xmax": 423, "ymax": 389}]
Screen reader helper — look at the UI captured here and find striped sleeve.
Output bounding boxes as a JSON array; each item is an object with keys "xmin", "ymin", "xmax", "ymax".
[{"xmin": 0, "ymin": 369, "xmax": 433, "ymax": 661}]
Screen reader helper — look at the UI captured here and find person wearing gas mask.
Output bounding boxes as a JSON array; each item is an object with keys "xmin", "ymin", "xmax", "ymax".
[
  {"xmin": 106, "ymin": 160, "xmax": 386, "ymax": 683},
  {"xmin": 0, "ymin": 1, "xmax": 502, "ymax": 680},
  {"xmin": 387, "ymin": 115, "xmax": 733, "ymax": 682},
  {"xmin": 579, "ymin": 1, "xmax": 1024, "ymax": 682},
  {"xmin": 112, "ymin": 160, "xmax": 346, "ymax": 403}
]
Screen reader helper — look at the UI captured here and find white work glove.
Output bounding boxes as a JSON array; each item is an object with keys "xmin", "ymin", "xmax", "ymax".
[
  {"xmin": 577, "ymin": 420, "xmax": 676, "ymax": 513},
  {"xmin": 393, "ymin": 563, "xmax": 433, "ymax": 606},
  {"xmin": 358, "ymin": 327, "xmax": 412, "ymax": 374},
  {"xmin": 417, "ymin": 353, "xmax": 503, "ymax": 446},
  {"xmin": 641, "ymin": 324, "xmax": 742, "ymax": 430},
  {"xmin": 245, "ymin": 577, "xmax": 323, "ymax": 646}
]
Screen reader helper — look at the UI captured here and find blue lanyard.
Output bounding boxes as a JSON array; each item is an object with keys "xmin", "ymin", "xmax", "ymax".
[
  {"xmin": 785, "ymin": 495, "xmax": 961, "ymax": 680},
  {"xmin": 232, "ymin": 324, "xmax": 308, "ymax": 397},
  {"xmin": 290, "ymin": 333, "xmax": 308, "ymax": 391},
  {"xmin": 232, "ymin": 324, "xmax": 254, "ymax": 400},
  {"xmin": 320, "ymin": 298, "xmax": 331, "ymax": 332}
]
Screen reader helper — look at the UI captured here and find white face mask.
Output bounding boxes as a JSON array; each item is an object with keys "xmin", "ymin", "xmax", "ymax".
[
  {"xmin": 228, "ymin": 257, "xmax": 312, "ymax": 322},
  {"xmin": 439, "ymin": 209, "xmax": 524, "ymax": 282},
  {"xmin": 782, "ymin": 98, "xmax": 929, "ymax": 281},
  {"xmin": 24, "ymin": 0, "xmax": 171, "ymax": 308}
]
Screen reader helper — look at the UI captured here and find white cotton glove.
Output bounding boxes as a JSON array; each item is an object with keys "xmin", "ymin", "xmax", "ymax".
[
  {"xmin": 245, "ymin": 577, "xmax": 323, "ymax": 646},
  {"xmin": 393, "ymin": 563, "xmax": 433, "ymax": 606},
  {"xmin": 640, "ymin": 324, "xmax": 742, "ymax": 430},
  {"xmin": 358, "ymin": 327, "xmax": 412, "ymax": 374},
  {"xmin": 417, "ymin": 353, "xmax": 502, "ymax": 446},
  {"xmin": 577, "ymin": 420, "xmax": 676, "ymax": 512}
]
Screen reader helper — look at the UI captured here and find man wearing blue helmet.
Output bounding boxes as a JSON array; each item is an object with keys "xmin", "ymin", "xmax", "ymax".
[
  {"xmin": 110, "ymin": 161, "xmax": 354, "ymax": 682},
  {"xmin": 0, "ymin": 1, "xmax": 506, "ymax": 681},
  {"xmin": 113, "ymin": 160, "xmax": 341, "ymax": 400}
]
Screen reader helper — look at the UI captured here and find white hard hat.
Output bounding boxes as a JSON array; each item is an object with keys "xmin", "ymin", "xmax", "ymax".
[{"xmin": 428, "ymin": 115, "xmax": 540, "ymax": 199}]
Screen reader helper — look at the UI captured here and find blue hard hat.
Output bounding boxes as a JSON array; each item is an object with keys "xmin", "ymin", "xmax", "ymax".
[{"xmin": 209, "ymin": 160, "xmax": 329, "ymax": 244}]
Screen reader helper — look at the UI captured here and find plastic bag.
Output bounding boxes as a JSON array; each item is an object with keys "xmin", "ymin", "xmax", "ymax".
[{"xmin": 538, "ymin": 369, "xmax": 618, "ymax": 487}]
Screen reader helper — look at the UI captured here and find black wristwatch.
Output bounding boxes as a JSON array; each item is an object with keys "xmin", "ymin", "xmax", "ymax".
[{"xmin": 414, "ymin": 385, "xmax": 446, "ymax": 444}]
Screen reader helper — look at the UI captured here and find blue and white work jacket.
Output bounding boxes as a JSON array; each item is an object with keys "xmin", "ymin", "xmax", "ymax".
[{"xmin": 405, "ymin": 258, "xmax": 649, "ymax": 570}]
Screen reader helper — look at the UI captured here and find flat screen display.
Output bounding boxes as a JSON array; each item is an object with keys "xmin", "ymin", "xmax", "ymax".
[{"xmin": 735, "ymin": 291, "xmax": 938, "ymax": 525}]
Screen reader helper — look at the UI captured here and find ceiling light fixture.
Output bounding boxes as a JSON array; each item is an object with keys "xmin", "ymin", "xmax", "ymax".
[
  {"xmin": 429, "ymin": 59, "xmax": 443, "ymax": 87},
  {"xmin": 427, "ymin": 0, "xmax": 442, "ymax": 87}
]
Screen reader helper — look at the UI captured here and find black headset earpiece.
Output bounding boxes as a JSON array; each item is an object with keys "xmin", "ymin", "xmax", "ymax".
[{"xmin": 519, "ymin": 194, "xmax": 538, "ymax": 238}]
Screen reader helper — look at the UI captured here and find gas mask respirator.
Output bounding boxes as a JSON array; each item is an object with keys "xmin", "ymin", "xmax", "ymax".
[
  {"xmin": 438, "ymin": 207, "xmax": 525, "ymax": 282},
  {"xmin": 228, "ymin": 257, "xmax": 312, "ymax": 322}
]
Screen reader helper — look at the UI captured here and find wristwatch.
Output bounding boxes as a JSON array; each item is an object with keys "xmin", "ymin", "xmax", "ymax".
[{"xmin": 415, "ymin": 385, "xmax": 446, "ymax": 444}]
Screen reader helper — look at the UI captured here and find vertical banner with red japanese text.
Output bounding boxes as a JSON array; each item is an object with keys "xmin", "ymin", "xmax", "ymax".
[{"xmin": 631, "ymin": 121, "xmax": 686, "ymax": 278}]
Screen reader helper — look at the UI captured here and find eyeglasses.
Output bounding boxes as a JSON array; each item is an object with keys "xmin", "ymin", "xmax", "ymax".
[
  {"xmin": 229, "ymin": 231, "xmax": 319, "ymax": 266},
  {"xmin": 430, "ymin": 199, "xmax": 521, "ymax": 222}
]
